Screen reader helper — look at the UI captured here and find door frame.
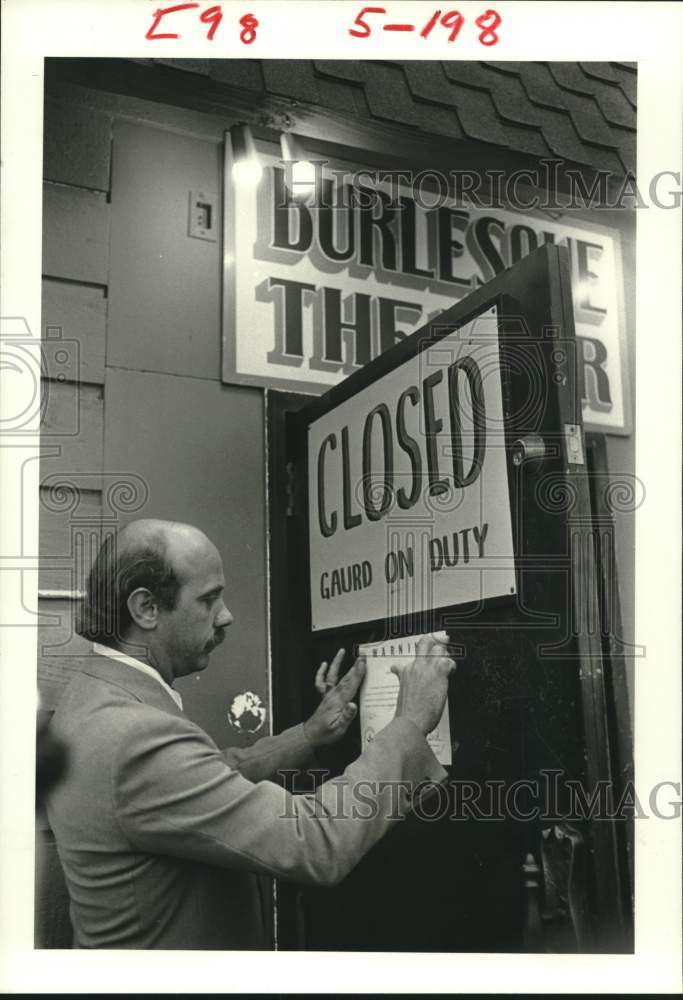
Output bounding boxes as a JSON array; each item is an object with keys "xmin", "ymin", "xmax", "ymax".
[{"xmin": 267, "ymin": 245, "xmax": 633, "ymax": 951}]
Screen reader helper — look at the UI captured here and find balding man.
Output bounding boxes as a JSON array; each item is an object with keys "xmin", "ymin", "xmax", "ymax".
[{"xmin": 45, "ymin": 519, "xmax": 453, "ymax": 949}]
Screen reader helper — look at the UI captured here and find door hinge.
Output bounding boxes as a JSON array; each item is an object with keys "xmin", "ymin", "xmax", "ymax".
[
  {"xmin": 285, "ymin": 461, "xmax": 296, "ymax": 516},
  {"xmin": 564, "ymin": 424, "xmax": 585, "ymax": 466}
]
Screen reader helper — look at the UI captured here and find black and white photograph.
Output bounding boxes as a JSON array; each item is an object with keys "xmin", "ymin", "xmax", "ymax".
[{"xmin": 1, "ymin": 1, "xmax": 681, "ymax": 994}]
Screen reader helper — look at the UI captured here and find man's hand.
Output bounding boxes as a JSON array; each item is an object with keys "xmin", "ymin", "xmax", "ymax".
[
  {"xmin": 391, "ymin": 634, "xmax": 455, "ymax": 736},
  {"xmin": 303, "ymin": 649, "xmax": 366, "ymax": 748}
]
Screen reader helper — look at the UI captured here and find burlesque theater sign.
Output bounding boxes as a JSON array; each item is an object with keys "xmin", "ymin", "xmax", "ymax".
[{"xmin": 223, "ymin": 139, "xmax": 629, "ymax": 433}]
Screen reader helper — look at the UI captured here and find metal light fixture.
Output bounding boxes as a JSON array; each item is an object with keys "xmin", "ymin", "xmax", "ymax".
[
  {"xmin": 229, "ymin": 122, "xmax": 262, "ymax": 187},
  {"xmin": 279, "ymin": 131, "xmax": 317, "ymax": 200}
]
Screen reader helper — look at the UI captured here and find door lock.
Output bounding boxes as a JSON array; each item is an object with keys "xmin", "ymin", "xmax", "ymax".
[{"xmin": 512, "ymin": 435, "xmax": 547, "ymax": 467}]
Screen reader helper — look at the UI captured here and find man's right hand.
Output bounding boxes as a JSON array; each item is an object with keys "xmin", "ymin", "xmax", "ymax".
[{"xmin": 391, "ymin": 635, "xmax": 455, "ymax": 736}]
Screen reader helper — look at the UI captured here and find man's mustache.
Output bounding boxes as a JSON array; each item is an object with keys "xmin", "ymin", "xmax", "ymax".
[{"xmin": 206, "ymin": 629, "xmax": 227, "ymax": 652}]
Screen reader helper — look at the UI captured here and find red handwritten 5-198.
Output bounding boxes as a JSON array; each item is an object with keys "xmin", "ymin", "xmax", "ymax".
[{"xmin": 349, "ymin": 7, "xmax": 502, "ymax": 45}]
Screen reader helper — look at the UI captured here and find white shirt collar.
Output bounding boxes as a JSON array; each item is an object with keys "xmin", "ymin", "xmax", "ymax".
[{"xmin": 93, "ymin": 642, "xmax": 183, "ymax": 710}]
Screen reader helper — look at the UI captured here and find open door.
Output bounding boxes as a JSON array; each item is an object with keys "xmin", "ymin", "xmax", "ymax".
[{"xmin": 268, "ymin": 244, "xmax": 633, "ymax": 954}]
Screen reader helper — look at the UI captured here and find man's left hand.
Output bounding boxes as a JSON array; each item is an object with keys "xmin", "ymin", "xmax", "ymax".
[{"xmin": 303, "ymin": 649, "xmax": 366, "ymax": 748}]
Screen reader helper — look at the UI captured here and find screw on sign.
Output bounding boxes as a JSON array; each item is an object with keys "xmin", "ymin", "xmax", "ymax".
[{"xmin": 348, "ymin": 7, "xmax": 502, "ymax": 44}]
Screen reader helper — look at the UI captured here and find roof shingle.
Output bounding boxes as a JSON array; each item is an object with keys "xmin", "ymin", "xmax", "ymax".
[{"xmin": 180, "ymin": 58, "xmax": 637, "ymax": 178}]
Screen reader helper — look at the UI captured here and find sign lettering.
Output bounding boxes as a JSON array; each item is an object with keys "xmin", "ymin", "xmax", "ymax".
[
  {"xmin": 307, "ymin": 306, "xmax": 515, "ymax": 631},
  {"xmin": 224, "ymin": 146, "xmax": 628, "ymax": 432}
]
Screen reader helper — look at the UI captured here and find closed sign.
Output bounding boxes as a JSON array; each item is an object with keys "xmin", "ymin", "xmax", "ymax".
[{"xmin": 308, "ymin": 306, "xmax": 516, "ymax": 631}]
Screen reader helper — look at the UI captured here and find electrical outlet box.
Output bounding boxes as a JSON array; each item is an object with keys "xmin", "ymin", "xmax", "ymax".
[{"xmin": 188, "ymin": 190, "xmax": 217, "ymax": 242}]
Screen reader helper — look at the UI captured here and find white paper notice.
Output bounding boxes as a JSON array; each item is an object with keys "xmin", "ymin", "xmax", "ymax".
[{"xmin": 358, "ymin": 631, "xmax": 452, "ymax": 766}]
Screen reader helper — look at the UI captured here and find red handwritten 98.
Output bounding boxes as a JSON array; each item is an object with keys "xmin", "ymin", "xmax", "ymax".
[{"xmin": 145, "ymin": 3, "xmax": 259, "ymax": 43}]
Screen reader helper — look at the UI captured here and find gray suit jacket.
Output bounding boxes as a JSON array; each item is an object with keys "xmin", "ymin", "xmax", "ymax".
[{"xmin": 46, "ymin": 654, "xmax": 446, "ymax": 949}]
